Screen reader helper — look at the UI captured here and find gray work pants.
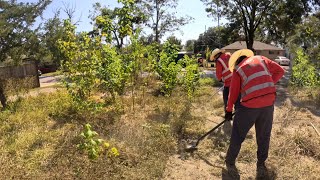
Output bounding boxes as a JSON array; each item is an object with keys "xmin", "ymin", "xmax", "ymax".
[{"xmin": 226, "ymin": 104, "xmax": 274, "ymax": 165}]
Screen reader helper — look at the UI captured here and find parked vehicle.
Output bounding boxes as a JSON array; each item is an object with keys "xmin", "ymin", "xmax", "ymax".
[
  {"xmin": 175, "ymin": 51, "xmax": 194, "ymax": 67},
  {"xmin": 176, "ymin": 51, "xmax": 194, "ymax": 63},
  {"xmin": 38, "ymin": 70, "xmax": 42, "ymax": 76},
  {"xmin": 274, "ymin": 56, "xmax": 290, "ymax": 66}
]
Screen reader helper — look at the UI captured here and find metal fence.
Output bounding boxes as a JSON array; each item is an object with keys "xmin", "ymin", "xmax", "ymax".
[{"xmin": 0, "ymin": 61, "xmax": 40, "ymax": 88}]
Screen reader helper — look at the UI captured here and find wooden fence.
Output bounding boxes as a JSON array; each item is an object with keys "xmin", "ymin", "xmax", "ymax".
[{"xmin": 0, "ymin": 61, "xmax": 40, "ymax": 88}]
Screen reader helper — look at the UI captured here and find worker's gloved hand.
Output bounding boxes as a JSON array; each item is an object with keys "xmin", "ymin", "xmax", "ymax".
[{"xmin": 225, "ymin": 111, "xmax": 233, "ymax": 121}]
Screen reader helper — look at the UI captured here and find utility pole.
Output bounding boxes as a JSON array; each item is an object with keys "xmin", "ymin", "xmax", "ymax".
[{"xmin": 217, "ymin": 2, "xmax": 220, "ymax": 48}]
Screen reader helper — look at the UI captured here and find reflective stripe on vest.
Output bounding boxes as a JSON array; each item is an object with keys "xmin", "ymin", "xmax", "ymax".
[
  {"xmin": 217, "ymin": 58, "xmax": 232, "ymax": 82},
  {"xmin": 243, "ymin": 82, "xmax": 274, "ymax": 97},
  {"xmin": 237, "ymin": 57, "xmax": 272, "ymax": 88},
  {"xmin": 222, "ymin": 73, "xmax": 233, "ymax": 81},
  {"xmin": 236, "ymin": 56, "xmax": 275, "ymax": 99},
  {"xmin": 217, "ymin": 58, "xmax": 230, "ymax": 74}
]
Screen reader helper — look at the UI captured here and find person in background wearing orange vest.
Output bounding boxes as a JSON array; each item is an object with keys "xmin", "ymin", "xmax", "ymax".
[
  {"xmin": 210, "ymin": 49, "xmax": 240, "ymax": 110},
  {"xmin": 224, "ymin": 49, "xmax": 284, "ymax": 177}
]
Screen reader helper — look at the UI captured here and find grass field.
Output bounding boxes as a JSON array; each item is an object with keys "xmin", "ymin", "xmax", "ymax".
[{"xmin": 0, "ymin": 78, "xmax": 319, "ymax": 179}]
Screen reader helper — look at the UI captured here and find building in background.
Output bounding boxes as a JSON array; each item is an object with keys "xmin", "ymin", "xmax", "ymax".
[{"xmin": 222, "ymin": 41, "xmax": 285, "ymax": 60}]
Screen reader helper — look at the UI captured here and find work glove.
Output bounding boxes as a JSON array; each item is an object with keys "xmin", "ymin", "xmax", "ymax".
[{"xmin": 225, "ymin": 111, "xmax": 233, "ymax": 121}]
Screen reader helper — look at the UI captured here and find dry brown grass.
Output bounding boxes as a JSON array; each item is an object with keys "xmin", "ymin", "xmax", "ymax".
[
  {"xmin": 268, "ymin": 94, "xmax": 320, "ymax": 179},
  {"xmin": 1, "ymin": 77, "xmax": 319, "ymax": 179},
  {"xmin": 3, "ymin": 77, "xmax": 36, "ymax": 97},
  {"xmin": 288, "ymin": 86, "xmax": 320, "ymax": 110},
  {"xmin": 0, "ymin": 76, "xmax": 221, "ymax": 179}
]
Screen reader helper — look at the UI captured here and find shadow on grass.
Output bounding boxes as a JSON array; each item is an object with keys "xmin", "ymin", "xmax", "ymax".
[
  {"xmin": 196, "ymin": 154, "xmax": 224, "ymax": 169},
  {"xmin": 289, "ymin": 98, "xmax": 320, "ymax": 117}
]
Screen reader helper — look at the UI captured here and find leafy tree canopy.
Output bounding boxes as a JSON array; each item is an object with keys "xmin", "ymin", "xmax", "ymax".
[
  {"xmin": 0, "ymin": 0, "xmax": 51, "ymax": 64},
  {"xmin": 201, "ymin": 0, "xmax": 320, "ymax": 49}
]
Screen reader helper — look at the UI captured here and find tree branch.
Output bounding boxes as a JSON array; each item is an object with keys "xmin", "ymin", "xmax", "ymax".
[{"xmin": 253, "ymin": 2, "xmax": 272, "ymax": 31}]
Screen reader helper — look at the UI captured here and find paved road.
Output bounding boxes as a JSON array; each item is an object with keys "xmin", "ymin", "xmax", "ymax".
[
  {"xmin": 39, "ymin": 75, "xmax": 63, "ymax": 87},
  {"xmin": 201, "ymin": 69, "xmax": 216, "ymax": 78}
]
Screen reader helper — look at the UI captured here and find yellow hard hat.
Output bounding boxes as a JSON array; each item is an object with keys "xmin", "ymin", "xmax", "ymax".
[
  {"xmin": 210, "ymin": 48, "xmax": 226, "ymax": 61},
  {"xmin": 228, "ymin": 49, "xmax": 254, "ymax": 72}
]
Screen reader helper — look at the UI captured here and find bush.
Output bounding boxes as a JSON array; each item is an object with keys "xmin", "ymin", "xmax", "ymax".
[
  {"xmin": 179, "ymin": 56, "xmax": 200, "ymax": 99},
  {"xmin": 155, "ymin": 42, "xmax": 182, "ymax": 96},
  {"xmin": 291, "ymin": 48, "xmax": 319, "ymax": 87}
]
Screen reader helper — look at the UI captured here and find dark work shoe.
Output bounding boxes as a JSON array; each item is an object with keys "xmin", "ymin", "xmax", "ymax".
[
  {"xmin": 225, "ymin": 162, "xmax": 240, "ymax": 179},
  {"xmin": 256, "ymin": 162, "xmax": 269, "ymax": 179}
]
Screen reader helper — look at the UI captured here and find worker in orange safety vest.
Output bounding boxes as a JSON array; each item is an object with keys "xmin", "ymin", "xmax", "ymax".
[
  {"xmin": 224, "ymin": 49, "xmax": 285, "ymax": 177},
  {"xmin": 210, "ymin": 48, "xmax": 240, "ymax": 110}
]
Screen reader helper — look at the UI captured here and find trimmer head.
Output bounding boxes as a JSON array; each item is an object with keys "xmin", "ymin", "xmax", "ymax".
[
  {"xmin": 185, "ymin": 144, "xmax": 198, "ymax": 153},
  {"xmin": 183, "ymin": 118, "xmax": 230, "ymax": 153}
]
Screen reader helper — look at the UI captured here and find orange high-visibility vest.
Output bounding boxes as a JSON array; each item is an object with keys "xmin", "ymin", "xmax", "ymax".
[
  {"xmin": 235, "ymin": 56, "xmax": 276, "ymax": 102},
  {"xmin": 217, "ymin": 54, "xmax": 232, "ymax": 83}
]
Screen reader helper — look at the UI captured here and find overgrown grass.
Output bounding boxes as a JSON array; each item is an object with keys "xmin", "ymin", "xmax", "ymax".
[
  {"xmin": 198, "ymin": 77, "xmax": 222, "ymax": 87},
  {"xmin": 0, "ymin": 76, "xmax": 216, "ymax": 179},
  {"xmin": 1, "ymin": 77, "xmax": 319, "ymax": 179},
  {"xmin": 288, "ymin": 86, "xmax": 320, "ymax": 108},
  {"xmin": 3, "ymin": 77, "xmax": 36, "ymax": 97}
]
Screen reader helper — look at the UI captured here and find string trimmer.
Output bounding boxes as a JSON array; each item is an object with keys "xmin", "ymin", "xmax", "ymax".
[
  {"xmin": 213, "ymin": 86, "xmax": 224, "ymax": 96},
  {"xmin": 185, "ymin": 113, "xmax": 234, "ymax": 153}
]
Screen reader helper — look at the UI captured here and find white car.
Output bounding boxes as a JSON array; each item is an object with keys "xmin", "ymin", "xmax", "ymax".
[{"xmin": 275, "ymin": 56, "xmax": 290, "ymax": 66}]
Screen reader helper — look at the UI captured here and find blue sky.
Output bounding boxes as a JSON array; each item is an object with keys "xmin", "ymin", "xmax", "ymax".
[{"xmin": 21, "ymin": 0, "xmax": 224, "ymax": 44}]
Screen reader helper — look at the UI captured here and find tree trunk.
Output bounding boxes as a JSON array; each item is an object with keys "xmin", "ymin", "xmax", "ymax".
[
  {"xmin": 113, "ymin": 30, "xmax": 121, "ymax": 49},
  {"xmin": 0, "ymin": 82, "xmax": 7, "ymax": 110},
  {"xmin": 120, "ymin": 38, "xmax": 124, "ymax": 49},
  {"xmin": 155, "ymin": 1, "xmax": 160, "ymax": 43},
  {"xmin": 247, "ymin": 29, "xmax": 255, "ymax": 51}
]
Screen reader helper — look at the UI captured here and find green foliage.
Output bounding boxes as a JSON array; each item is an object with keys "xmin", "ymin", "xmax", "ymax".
[
  {"xmin": 199, "ymin": 78, "xmax": 221, "ymax": 87},
  {"xmin": 201, "ymin": 0, "xmax": 320, "ymax": 47},
  {"xmin": 97, "ymin": 44, "xmax": 129, "ymax": 100},
  {"xmin": 0, "ymin": 0, "xmax": 51, "ymax": 108},
  {"xmin": 93, "ymin": 0, "xmax": 147, "ymax": 48},
  {"xmin": 58, "ymin": 20, "xmax": 131, "ymax": 107},
  {"xmin": 58, "ymin": 21, "xmax": 98, "ymax": 109},
  {"xmin": 288, "ymin": 16, "xmax": 320, "ymax": 64},
  {"xmin": 194, "ymin": 26, "xmax": 239, "ymax": 53},
  {"xmin": 185, "ymin": 39, "xmax": 196, "ymax": 52},
  {"xmin": 40, "ymin": 11, "xmax": 66, "ymax": 67},
  {"xmin": 95, "ymin": 14, "xmax": 114, "ymax": 43},
  {"xmin": 122, "ymin": 29, "xmax": 148, "ymax": 81},
  {"xmin": 166, "ymin": 35, "xmax": 182, "ymax": 50},
  {"xmin": 202, "ymin": 0, "xmax": 273, "ymax": 49},
  {"xmin": 143, "ymin": 0, "xmax": 192, "ymax": 42},
  {"xmin": 260, "ymin": 0, "xmax": 307, "ymax": 46},
  {"xmin": 291, "ymin": 48, "xmax": 319, "ymax": 87},
  {"xmin": 155, "ymin": 42, "xmax": 182, "ymax": 96},
  {"xmin": 179, "ymin": 56, "xmax": 200, "ymax": 99},
  {"xmin": 78, "ymin": 123, "xmax": 119, "ymax": 160},
  {"xmin": 0, "ymin": 0, "xmax": 51, "ymax": 63}
]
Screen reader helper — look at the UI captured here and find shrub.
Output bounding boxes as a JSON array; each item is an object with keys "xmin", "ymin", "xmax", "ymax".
[
  {"xmin": 291, "ymin": 48, "xmax": 319, "ymax": 87},
  {"xmin": 179, "ymin": 55, "xmax": 200, "ymax": 99},
  {"xmin": 155, "ymin": 42, "xmax": 182, "ymax": 96},
  {"xmin": 77, "ymin": 123, "xmax": 119, "ymax": 160}
]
